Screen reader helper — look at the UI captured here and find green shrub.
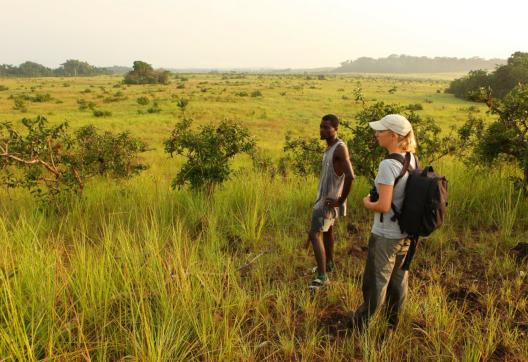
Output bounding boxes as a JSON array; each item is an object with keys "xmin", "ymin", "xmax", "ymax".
[
  {"xmin": 123, "ymin": 60, "xmax": 170, "ymax": 85},
  {"xmin": 93, "ymin": 110, "xmax": 112, "ymax": 117},
  {"xmin": 0, "ymin": 116, "xmax": 147, "ymax": 198},
  {"xmin": 136, "ymin": 96, "xmax": 150, "ymax": 105},
  {"xmin": 407, "ymin": 103, "xmax": 424, "ymax": 111},
  {"xmin": 164, "ymin": 118, "xmax": 255, "ymax": 190}
]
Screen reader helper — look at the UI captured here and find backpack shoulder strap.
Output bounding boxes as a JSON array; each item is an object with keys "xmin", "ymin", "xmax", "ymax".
[
  {"xmin": 385, "ymin": 152, "xmax": 412, "ymax": 186},
  {"xmin": 383, "ymin": 152, "xmax": 412, "ymax": 223}
]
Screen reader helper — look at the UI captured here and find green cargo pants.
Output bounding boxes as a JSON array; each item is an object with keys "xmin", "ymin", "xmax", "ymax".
[{"xmin": 355, "ymin": 233, "xmax": 410, "ymax": 326}]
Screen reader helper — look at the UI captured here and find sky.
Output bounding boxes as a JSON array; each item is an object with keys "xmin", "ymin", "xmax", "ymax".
[{"xmin": 1, "ymin": 0, "xmax": 526, "ymax": 69}]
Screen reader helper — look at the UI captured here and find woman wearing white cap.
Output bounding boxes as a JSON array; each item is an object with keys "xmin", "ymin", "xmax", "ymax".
[{"xmin": 352, "ymin": 114, "xmax": 418, "ymax": 329}]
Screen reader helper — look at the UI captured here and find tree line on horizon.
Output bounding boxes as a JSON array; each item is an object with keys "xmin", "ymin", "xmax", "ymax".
[
  {"xmin": 335, "ymin": 54, "xmax": 505, "ymax": 73},
  {"xmin": 1, "ymin": 54, "xmax": 511, "ymax": 77},
  {"xmin": 0, "ymin": 60, "xmax": 128, "ymax": 77}
]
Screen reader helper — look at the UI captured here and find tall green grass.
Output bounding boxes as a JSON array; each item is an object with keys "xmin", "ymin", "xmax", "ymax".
[{"xmin": 1, "ymin": 158, "xmax": 527, "ymax": 360}]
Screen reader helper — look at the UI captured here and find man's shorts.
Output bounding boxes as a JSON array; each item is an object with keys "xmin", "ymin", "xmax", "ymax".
[{"xmin": 310, "ymin": 207, "xmax": 337, "ymax": 233}]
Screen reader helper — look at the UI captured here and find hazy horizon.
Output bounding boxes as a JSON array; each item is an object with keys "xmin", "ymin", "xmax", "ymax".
[{"xmin": 1, "ymin": 0, "xmax": 525, "ymax": 69}]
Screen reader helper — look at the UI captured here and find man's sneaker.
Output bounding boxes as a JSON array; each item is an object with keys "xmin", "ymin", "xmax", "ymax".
[
  {"xmin": 308, "ymin": 275, "xmax": 329, "ymax": 290},
  {"xmin": 327, "ymin": 261, "xmax": 335, "ymax": 272},
  {"xmin": 311, "ymin": 261, "xmax": 335, "ymax": 274}
]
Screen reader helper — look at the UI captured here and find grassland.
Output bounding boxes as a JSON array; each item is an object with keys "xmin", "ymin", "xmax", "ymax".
[{"xmin": 0, "ymin": 73, "xmax": 526, "ymax": 361}]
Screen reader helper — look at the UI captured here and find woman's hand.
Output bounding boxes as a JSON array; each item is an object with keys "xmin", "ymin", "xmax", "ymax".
[
  {"xmin": 364, "ymin": 184, "xmax": 394, "ymax": 213},
  {"xmin": 363, "ymin": 195, "xmax": 372, "ymax": 209}
]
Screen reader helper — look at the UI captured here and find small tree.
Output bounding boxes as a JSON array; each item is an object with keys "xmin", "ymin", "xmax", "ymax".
[
  {"xmin": 461, "ymin": 84, "xmax": 528, "ymax": 186},
  {"xmin": 164, "ymin": 118, "xmax": 255, "ymax": 191},
  {"xmin": 176, "ymin": 98, "xmax": 189, "ymax": 115},
  {"xmin": 124, "ymin": 61, "xmax": 170, "ymax": 85},
  {"xmin": 0, "ymin": 116, "xmax": 147, "ymax": 198}
]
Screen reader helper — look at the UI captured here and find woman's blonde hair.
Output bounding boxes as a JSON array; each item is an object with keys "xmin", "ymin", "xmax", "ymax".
[{"xmin": 397, "ymin": 129, "xmax": 417, "ymax": 153}]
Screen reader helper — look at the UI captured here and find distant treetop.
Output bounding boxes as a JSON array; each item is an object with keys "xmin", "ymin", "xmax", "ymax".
[{"xmin": 123, "ymin": 61, "xmax": 170, "ymax": 85}]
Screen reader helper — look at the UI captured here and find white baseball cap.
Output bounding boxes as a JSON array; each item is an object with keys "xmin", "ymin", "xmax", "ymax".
[{"xmin": 369, "ymin": 114, "xmax": 412, "ymax": 136}]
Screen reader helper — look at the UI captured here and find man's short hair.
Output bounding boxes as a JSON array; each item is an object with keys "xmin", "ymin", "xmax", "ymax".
[{"xmin": 322, "ymin": 114, "xmax": 339, "ymax": 129}]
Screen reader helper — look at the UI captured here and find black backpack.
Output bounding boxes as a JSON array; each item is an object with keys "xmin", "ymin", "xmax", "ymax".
[{"xmin": 384, "ymin": 152, "xmax": 448, "ymax": 270}]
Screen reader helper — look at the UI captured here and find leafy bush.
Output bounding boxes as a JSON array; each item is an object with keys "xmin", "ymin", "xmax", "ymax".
[
  {"xmin": 459, "ymin": 84, "xmax": 528, "ymax": 186},
  {"xmin": 164, "ymin": 118, "xmax": 255, "ymax": 190},
  {"xmin": 407, "ymin": 103, "xmax": 424, "ymax": 111},
  {"xmin": 93, "ymin": 110, "xmax": 112, "ymax": 117},
  {"xmin": 16, "ymin": 93, "xmax": 53, "ymax": 102},
  {"xmin": 136, "ymin": 96, "xmax": 150, "ymax": 105},
  {"xmin": 0, "ymin": 116, "xmax": 147, "ymax": 197},
  {"xmin": 12, "ymin": 98, "xmax": 27, "ymax": 112},
  {"xmin": 147, "ymin": 102, "xmax": 161, "ymax": 113},
  {"xmin": 280, "ymin": 133, "xmax": 325, "ymax": 177},
  {"xmin": 251, "ymin": 149, "xmax": 277, "ymax": 177},
  {"xmin": 77, "ymin": 99, "xmax": 96, "ymax": 111},
  {"xmin": 103, "ymin": 91, "xmax": 127, "ymax": 103}
]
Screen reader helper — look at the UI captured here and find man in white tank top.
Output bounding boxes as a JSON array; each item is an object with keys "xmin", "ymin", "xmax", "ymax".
[{"xmin": 308, "ymin": 114, "xmax": 355, "ymax": 289}]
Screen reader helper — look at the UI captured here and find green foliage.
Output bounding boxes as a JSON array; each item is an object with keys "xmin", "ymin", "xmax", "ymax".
[
  {"xmin": 407, "ymin": 103, "xmax": 423, "ymax": 111},
  {"xmin": 0, "ymin": 116, "xmax": 147, "ymax": 198},
  {"xmin": 74, "ymin": 125, "xmax": 148, "ymax": 178},
  {"xmin": 147, "ymin": 102, "xmax": 161, "ymax": 113},
  {"xmin": 447, "ymin": 52, "xmax": 528, "ymax": 100},
  {"xmin": 93, "ymin": 109, "xmax": 112, "ymax": 117},
  {"xmin": 0, "ymin": 60, "xmax": 110, "ymax": 77},
  {"xmin": 164, "ymin": 118, "xmax": 255, "ymax": 190},
  {"xmin": 57, "ymin": 59, "xmax": 111, "ymax": 76},
  {"xmin": 10, "ymin": 93, "xmax": 54, "ymax": 103},
  {"xmin": 461, "ymin": 84, "xmax": 528, "ymax": 185},
  {"xmin": 281, "ymin": 133, "xmax": 325, "ymax": 177},
  {"xmin": 12, "ymin": 98, "xmax": 27, "ymax": 112},
  {"xmin": 446, "ymin": 69, "xmax": 491, "ymax": 101},
  {"xmin": 250, "ymin": 148, "xmax": 277, "ymax": 177},
  {"xmin": 136, "ymin": 96, "xmax": 150, "ymax": 105},
  {"xmin": 26, "ymin": 93, "xmax": 53, "ymax": 102},
  {"xmin": 77, "ymin": 98, "xmax": 96, "ymax": 111},
  {"xmin": 343, "ymin": 102, "xmax": 401, "ymax": 179},
  {"xmin": 103, "ymin": 91, "xmax": 127, "ymax": 103},
  {"xmin": 344, "ymin": 102, "xmax": 457, "ymax": 179},
  {"xmin": 124, "ymin": 61, "xmax": 170, "ymax": 85},
  {"xmin": 176, "ymin": 98, "xmax": 188, "ymax": 114}
]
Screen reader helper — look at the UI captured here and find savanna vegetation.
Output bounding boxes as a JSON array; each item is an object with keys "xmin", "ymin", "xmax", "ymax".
[
  {"xmin": 0, "ymin": 70, "xmax": 527, "ymax": 360},
  {"xmin": 447, "ymin": 52, "xmax": 528, "ymax": 100}
]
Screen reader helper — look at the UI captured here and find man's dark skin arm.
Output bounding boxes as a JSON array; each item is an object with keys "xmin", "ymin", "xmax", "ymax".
[{"xmin": 325, "ymin": 143, "xmax": 354, "ymax": 208}]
